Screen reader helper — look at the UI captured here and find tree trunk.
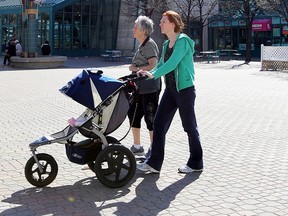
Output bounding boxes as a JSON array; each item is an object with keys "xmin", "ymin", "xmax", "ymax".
[{"xmin": 245, "ymin": 24, "xmax": 252, "ymax": 64}]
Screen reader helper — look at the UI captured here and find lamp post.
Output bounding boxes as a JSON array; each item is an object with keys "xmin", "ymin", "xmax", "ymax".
[{"xmin": 22, "ymin": 0, "xmax": 38, "ymax": 57}]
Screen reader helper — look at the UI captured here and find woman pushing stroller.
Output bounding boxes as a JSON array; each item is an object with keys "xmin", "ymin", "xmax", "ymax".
[{"xmin": 137, "ymin": 10, "xmax": 203, "ymax": 174}]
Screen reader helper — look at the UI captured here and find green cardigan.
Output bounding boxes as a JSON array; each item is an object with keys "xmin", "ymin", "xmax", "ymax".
[{"xmin": 150, "ymin": 33, "xmax": 195, "ymax": 91}]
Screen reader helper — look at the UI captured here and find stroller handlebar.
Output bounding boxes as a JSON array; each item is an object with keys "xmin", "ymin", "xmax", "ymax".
[{"xmin": 119, "ymin": 73, "xmax": 148, "ymax": 82}]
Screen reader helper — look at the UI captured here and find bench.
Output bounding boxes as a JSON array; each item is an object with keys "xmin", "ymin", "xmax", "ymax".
[
  {"xmin": 100, "ymin": 50, "xmax": 122, "ymax": 62},
  {"xmin": 261, "ymin": 44, "xmax": 288, "ymax": 71},
  {"xmin": 10, "ymin": 56, "xmax": 67, "ymax": 69}
]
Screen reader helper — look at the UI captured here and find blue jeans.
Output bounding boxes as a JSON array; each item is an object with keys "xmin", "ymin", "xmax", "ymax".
[{"xmin": 147, "ymin": 86, "xmax": 203, "ymax": 171}]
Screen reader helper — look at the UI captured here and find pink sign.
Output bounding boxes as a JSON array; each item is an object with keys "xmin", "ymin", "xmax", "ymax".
[
  {"xmin": 252, "ymin": 19, "xmax": 272, "ymax": 31},
  {"xmin": 283, "ymin": 25, "xmax": 288, "ymax": 35}
]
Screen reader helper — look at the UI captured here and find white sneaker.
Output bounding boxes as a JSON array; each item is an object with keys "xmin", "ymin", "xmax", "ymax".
[
  {"xmin": 137, "ymin": 162, "xmax": 160, "ymax": 173},
  {"xmin": 178, "ymin": 165, "xmax": 203, "ymax": 174},
  {"xmin": 81, "ymin": 165, "xmax": 90, "ymax": 170}
]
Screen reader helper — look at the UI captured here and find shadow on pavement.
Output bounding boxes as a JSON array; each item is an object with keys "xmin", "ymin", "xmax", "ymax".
[
  {"xmin": 2, "ymin": 172, "xmax": 201, "ymax": 215},
  {"xmin": 1, "ymin": 176, "xmax": 132, "ymax": 215},
  {"xmin": 99, "ymin": 172, "xmax": 202, "ymax": 215}
]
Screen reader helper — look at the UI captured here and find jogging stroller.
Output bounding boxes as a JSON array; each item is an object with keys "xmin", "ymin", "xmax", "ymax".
[{"xmin": 24, "ymin": 69, "xmax": 142, "ymax": 188}]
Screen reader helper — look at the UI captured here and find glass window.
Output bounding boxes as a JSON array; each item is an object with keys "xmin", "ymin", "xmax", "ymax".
[
  {"xmin": 239, "ymin": 28, "xmax": 246, "ymax": 43},
  {"xmin": 64, "ymin": 5, "xmax": 72, "ymax": 12},
  {"xmin": 213, "ymin": 28, "xmax": 225, "ymax": 49},
  {"xmin": 225, "ymin": 28, "xmax": 232, "ymax": 48},
  {"xmin": 52, "ymin": 0, "xmax": 120, "ymax": 54},
  {"xmin": 38, "ymin": 12, "xmax": 50, "ymax": 48},
  {"xmin": 273, "ymin": 25, "xmax": 280, "ymax": 37},
  {"xmin": 54, "ymin": 13, "xmax": 63, "ymax": 50},
  {"xmin": 273, "ymin": 37, "xmax": 281, "ymax": 45},
  {"xmin": 91, "ymin": 3, "xmax": 98, "ymax": 13},
  {"xmin": 73, "ymin": 3, "xmax": 81, "ymax": 13},
  {"xmin": 1, "ymin": 14, "xmax": 22, "ymax": 43},
  {"xmin": 82, "ymin": 1, "xmax": 90, "ymax": 13}
]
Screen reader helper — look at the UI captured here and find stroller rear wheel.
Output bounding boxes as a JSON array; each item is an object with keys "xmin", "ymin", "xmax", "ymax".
[
  {"xmin": 87, "ymin": 136, "xmax": 120, "ymax": 172},
  {"xmin": 25, "ymin": 153, "xmax": 58, "ymax": 187},
  {"xmin": 94, "ymin": 145, "xmax": 136, "ymax": 188}
]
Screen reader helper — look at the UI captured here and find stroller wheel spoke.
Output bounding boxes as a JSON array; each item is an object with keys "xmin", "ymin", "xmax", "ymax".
[
  {"xmin": 106, "ymin": 156, "xmax": 114, "ymax": 165},
  {"xmin": 120, "ymin": 163, "xmax": 129, "ymax": 171},
  {"xmin": 115, "ymin": 169, "xmax": 121, "ymax": 181},
  {"xmin": 103, "ymin": 168, "xmax": 113, "ymax": 175},
  {"xmin": 114, "ymin": 152, "xmax": 125, "ymax": 164}
]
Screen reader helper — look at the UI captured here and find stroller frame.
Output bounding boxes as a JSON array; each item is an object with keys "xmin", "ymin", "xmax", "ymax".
[{"xmin": 25, "ymin": 71, "xmax": 143, "ymax": 188}]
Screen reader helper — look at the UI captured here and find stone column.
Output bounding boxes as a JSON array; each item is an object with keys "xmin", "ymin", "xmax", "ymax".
[{"xmin": 22, "ymin": 0, "xmax": 38, "ymax": 57}]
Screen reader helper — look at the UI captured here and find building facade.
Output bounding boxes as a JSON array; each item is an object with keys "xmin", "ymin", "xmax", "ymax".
[
  {"xmin": 0, "ymin": 0, "xmax": 212, "ymax": 57},
  {"xmin": 0, "ymin": 0, "xmax": 121, "ymax": 56},
  {"xmin": 208, "ymin": 16, "xmax": 288, "ymax": 58},
  {"xmin": 2, "ymin": 0, "xmax": 286, "ymax": 59}
]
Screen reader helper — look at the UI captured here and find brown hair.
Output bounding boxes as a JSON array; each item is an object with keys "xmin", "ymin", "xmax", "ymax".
[{"xmin": 162, "ymin": 10, "xmax": 184, "ymax": 33}]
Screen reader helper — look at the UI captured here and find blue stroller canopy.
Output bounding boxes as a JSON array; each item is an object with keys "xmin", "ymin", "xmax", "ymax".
[{"xmin": 59, "ymin": 69, "xmax": 123, "ymax": 109}]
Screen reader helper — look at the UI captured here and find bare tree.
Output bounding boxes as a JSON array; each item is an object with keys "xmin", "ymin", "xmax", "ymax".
[
  {"xmin": 170, "ymin": 0, "xmax": 218, "ymax": 51},
  {"xmin": 121, "ymin": 0, "xmax": 169, "ymax": 50},
  {"xmin": 169, "ymin": 0, "xmax": 197, "ymax": 35},
  {"xmin": 220, "ymin": 0, "xmax": 264, "ymax": 63},
  {"xmin": 121, "ymin": 0, "xmax": 169, "ymax": 18},
  {"xmin": 257, "ymin": 0, "xmax": 288, "ymax": 22}
]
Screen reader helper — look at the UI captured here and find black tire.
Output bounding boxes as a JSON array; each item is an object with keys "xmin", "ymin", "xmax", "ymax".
[
  {"xmin": 87, "ymin": 136, "xmax": 120, "ymax": 172},
  {"xmin": 25, "ymin": 153, "xmax": 58, "ymax": 187},
  {"xmin": 94, "ymin": 145, "xmax": 136, "ymax": 188}
]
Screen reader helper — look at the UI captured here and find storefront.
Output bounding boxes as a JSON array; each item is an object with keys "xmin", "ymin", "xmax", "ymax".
[
  {"xmin": 0, "ymin": 0, "xmax": 121, "ymax": 56},
  {"xmin": 208, "ymin": 16, "xmax": 288, "ymax": 59}
]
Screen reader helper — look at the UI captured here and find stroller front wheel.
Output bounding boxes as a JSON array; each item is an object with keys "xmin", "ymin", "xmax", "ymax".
[
  {"xmin": 94, "ymin": 145, "xmax": 136, "ymax": 188},
  {"xmin": 25, "ymin": 153, "xmax": 58, "ymax": 187}
]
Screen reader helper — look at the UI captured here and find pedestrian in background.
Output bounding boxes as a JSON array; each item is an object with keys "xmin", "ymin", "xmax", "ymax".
[
  {"xmin": 137, "ymin": 10, "xmax": 203, "ymax": 174},
  {"xmin": 2, "ymin": 39, "xmax": 7, "ymax": 55},
  {"xmin": 41, "ymin": 41, "xmax": 51, "ymax": 55},
  {"xmin": 15, "ymin": 40, "xmax": 22, "ymax": 56},
  {"xmin": 3, "ymin": 40, "xmax": 16, "ymax": 66},
  {"xmin": 128, "ymin": 15, "xmax": 161, "ymax": 158}
]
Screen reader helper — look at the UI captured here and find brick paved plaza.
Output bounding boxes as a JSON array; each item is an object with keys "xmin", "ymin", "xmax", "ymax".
[{"xmin": 0, "ymin": 58, "xmax": 288, "ymax": 216}]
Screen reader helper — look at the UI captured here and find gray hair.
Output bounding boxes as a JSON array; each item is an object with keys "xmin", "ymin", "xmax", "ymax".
[{"xmin": 135, "ymin": 16, "xmax": 154, "ymax": 36}]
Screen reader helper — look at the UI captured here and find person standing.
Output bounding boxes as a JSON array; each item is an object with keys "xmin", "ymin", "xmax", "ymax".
[
  {"xmin": 15, "ymin": 40, "xmax": 22, "ymax": 56},
  {"xmin": 3, "ymin": 40, "xmax": 16, "ymax": 66},
  {"xmin": 41, "ymin": 41, "xmax": 51, "ymax": 55},
  {"xmin": 128, "ymin": 15, "xmax": 161, "ymax": 157},
  {"xmin": 137, "ymin": 10, "xmax": 203, "ymax": 174}
]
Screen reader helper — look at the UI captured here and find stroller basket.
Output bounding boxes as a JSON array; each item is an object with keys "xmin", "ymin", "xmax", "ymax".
[{"xmin": 65, "ymin": 139, "xmax": 102, "ymax": 164}]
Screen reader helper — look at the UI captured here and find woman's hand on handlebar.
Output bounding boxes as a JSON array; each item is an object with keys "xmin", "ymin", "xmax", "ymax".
[{"xmin": 137, "ymin": 69, "xmax": 154, "ymax": 79}]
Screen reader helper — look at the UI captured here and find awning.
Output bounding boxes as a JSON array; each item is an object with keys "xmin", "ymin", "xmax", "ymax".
[
  {"xmin": 0, "ymin": 0, "xmax": 21, "ymax": 10},
  {"xmin": 252, "ymin": 19, "xmax": 272, "ymax": 31}
]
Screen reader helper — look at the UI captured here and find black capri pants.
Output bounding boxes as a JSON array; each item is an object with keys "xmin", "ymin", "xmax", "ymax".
[{"xmin": 128, "ymin": 91, "xmax": 160, "ymax": 131}]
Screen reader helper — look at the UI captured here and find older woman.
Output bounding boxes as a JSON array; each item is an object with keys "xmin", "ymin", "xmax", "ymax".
[
  {"xmin": 128, "ymin": 16, "xmax": 161, "ymax": 158},
  {"xmin": 137, "ymin": 10, "xmax": 203, "ymax": 174}
]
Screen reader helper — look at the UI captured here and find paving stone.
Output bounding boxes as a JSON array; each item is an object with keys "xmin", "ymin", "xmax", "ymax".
[{"xmin": 1, "ymin": 58, "xmax": 288, "ymax": 215}]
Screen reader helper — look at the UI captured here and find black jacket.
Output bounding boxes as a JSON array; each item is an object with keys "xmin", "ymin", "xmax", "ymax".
[{"xmin": 41, "ymin": 43, "xmax": 51, "ymax": 55}]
